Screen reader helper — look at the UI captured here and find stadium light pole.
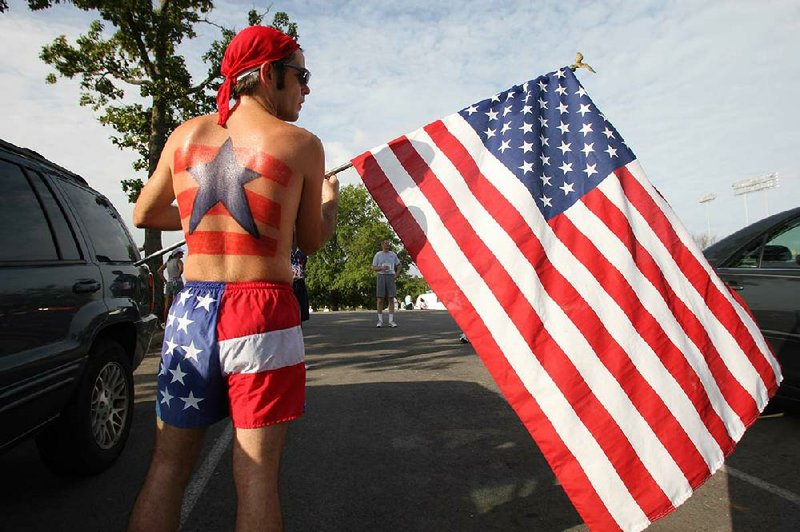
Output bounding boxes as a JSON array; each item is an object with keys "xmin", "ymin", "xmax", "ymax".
[
  {"xmin": 731, "ymin": 172, "xmax": 779, "ymax": 226},
  {"xmin": 698, "ymin": 192, "xmax": 716, "ymax": 242}
]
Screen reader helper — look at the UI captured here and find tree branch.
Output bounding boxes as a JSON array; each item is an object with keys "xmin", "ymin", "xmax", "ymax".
[
  {"xmin": 124, "ymin": 10, "xmax": 155, "ymax": 78},
  {"xmin": 199, "ymin": 17, "xmax": 225, "ymax": 31},
  {"xmin": 187, "ymin": 71, "xmax": 217, "ymax": 95}
]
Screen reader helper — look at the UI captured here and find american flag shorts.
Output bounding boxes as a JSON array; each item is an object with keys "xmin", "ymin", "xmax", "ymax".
[{"xmin": 156, "ymin": 281, "xmax": 306, "ymax": 428}]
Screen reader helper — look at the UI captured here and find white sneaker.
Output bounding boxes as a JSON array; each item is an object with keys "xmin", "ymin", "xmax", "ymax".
[
  {"xmin": 389, "ymin": 321, "xmax": 398, "ymax": 328},
  {"xmin": 376, "ymin": 321, "xmax": 383, "ymax": 328}
]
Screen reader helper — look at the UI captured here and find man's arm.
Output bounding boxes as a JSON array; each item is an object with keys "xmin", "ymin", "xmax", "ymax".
[
  {"xmin": 296, "ymin": 134, "xmax": 339, "ymax": 254},
  {"xmin": 133, "ymin": 133, "xmax": 181, "ymax": 230}
]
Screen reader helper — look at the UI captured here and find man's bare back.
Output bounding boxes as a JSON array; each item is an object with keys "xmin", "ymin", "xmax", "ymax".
[{"xmin": 134, "ymin": 50, "xmax": 337, "ymax": 284}]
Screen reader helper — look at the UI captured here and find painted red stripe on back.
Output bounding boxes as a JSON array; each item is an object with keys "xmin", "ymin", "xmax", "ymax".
[
  {"xmin": 352, "ymin": 147, "xmax": 621, "ymax": 531},
  {"xmin": 175, "ymin": 188, "xmax": 280, "ymax": 229},
  {"xmin": 388, "ymin": 135, "xmax": 671, "ymax": 516},
  {"xmin": 174, "ymin": 144, "xmax": 292, "ymax": 187},
  {"xmin": 174, "ymin": 145, "xmax": 218, "ymax": 174},
  {"xmin": 185, "ymin": 231, "xmax": 277, "ymax": 257},
  {"xmin": 239, "ymin": 150, "xmax": 293, "ymax": 186}
]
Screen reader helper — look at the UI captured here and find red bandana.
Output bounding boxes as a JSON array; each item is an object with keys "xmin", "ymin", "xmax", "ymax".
[{"xmin": 216, "ymin": 26, "xmax": 300, "ymax": 126}]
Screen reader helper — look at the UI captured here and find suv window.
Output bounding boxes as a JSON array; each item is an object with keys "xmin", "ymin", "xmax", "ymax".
[
  {"xmin": 0, "ymin": 159, "xmax": 58, "ymax": 261},
  {"xmin": 728, "ymin": 220, "xmax": 800, "ymax": 269},
  {"xmin": 760, "ymin": 221, "xmax": 800, "ymax": 269},
  {"xmin": 59, "ymin": 178, "xmax": 136, "ymax": 262},
  {"xmin": 28, "ymin": 171, "xmax": 81, "ymax": 261}
]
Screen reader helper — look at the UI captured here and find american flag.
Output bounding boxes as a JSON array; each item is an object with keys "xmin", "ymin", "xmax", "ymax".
[{"xmin": 352, "ymin": 67, "xmax": 782, "ymax": 530}]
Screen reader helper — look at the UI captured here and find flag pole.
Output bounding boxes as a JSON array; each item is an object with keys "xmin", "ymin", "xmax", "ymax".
[{"xmin": 134, "ymin": 161, "xmax": 355, "ymax": 266}]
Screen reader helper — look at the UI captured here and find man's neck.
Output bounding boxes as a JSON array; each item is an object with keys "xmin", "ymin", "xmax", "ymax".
[{"xmin": 238, "ymin": 95, "xmax": 278, "ymax": 118}]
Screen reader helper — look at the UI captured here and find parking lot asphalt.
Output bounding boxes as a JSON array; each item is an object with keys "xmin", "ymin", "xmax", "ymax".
[{"xmin": 1, "ymin": 310, "xmax": 799, "ymax": 531}]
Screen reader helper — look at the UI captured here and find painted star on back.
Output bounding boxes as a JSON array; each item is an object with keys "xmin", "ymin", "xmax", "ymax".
[{"xmin": 188, "ymin": 138, "xmax": 261, "ymax": 237}]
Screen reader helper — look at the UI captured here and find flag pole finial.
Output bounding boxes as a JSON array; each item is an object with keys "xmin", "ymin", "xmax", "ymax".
[{"xmin": 570, "ymin": 52, "xmax": 596, "ymax": 73}]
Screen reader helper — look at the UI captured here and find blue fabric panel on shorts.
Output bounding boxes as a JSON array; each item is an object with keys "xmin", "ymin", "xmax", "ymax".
[{"xmin": 156, "ymin": 281, "xmax": 229, "ymax": 428}]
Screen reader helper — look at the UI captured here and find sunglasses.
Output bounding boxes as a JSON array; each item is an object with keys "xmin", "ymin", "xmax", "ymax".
[{"xmin": 281, "ymin": 64, "xmax": 311, "ymax": 86}]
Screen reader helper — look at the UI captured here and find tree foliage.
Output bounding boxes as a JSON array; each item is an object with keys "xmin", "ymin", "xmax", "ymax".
[{"xmin": 305, "ymin": 184, "xmax": 429, "ymax": 310}]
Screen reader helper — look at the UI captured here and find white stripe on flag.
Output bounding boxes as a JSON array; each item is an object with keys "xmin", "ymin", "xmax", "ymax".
[{"xmin": 368, "ymin": 136, "xmax": 652, "ymax": 530}]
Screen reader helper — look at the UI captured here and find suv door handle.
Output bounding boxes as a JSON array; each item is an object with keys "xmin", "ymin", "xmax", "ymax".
[
  {"xmin": 73, "ymin": 279, "xmax": 101, "ymax": 293},
  {"xmin": 726, "ymin": 281, "xmax": 744, "ymax": 291}
]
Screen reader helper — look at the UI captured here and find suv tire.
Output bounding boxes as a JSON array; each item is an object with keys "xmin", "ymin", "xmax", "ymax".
[{"xmin": 35, "ymin": 338, "xmax": 133, "ymax": 476}]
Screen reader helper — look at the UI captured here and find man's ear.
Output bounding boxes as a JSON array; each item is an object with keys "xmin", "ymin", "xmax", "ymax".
[{"xmin": 260, "ymin": 62, "xmax": 275, "ymax": 86}]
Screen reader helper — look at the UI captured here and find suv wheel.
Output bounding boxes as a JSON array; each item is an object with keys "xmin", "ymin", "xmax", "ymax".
[{"xmin": 36, "ymin": 339, "xmax": 133, "ymax": 476}]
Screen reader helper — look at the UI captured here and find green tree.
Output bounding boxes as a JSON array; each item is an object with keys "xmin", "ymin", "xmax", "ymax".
[
  {"xmin": 24, "ymin": 0, "xmax": 297, "ymax": 313},
  {"xmin": 305, "ymin": 184, "xmax": 428, "ymax": 310}
]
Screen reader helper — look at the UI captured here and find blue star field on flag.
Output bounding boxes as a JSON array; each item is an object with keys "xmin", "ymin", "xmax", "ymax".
[{"xmin": 458, "ymin": 68, "xmax": 636, "ymax": 221}]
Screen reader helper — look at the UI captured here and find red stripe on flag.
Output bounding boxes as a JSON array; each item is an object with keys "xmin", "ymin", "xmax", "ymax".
[
  {"xmin": 580, "ymin": 181, "xmax": 760, "ymax": 429},
  {"xmin": 615, "ymin": 167, "xmax": 780, "ymax": 400},
  {"xmin": 176, "ymin": 187, "xmax": 281, "ymax": 229},
  {"xmin": 388, "ymin": 134, "xmax": 672, "ymax": 516},
  {"xmin": 185, "ymin": 231, "xmax": 277, "ymax": 257},
  {"xmin": 352, "ymin": 148, "xmax": 622, "ymax": 531},
  {"xmin": 547, "ymin": 208, "xmax": 734, "ymax": 465},
  {"xmin": 424, "ymin": 121, "xmax": 704, "ymax": 505}
]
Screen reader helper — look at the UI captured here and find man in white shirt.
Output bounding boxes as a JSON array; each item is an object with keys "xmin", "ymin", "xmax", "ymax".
[{"xmin": 371, "ymin": 239, "xmax": 401, "ymax": 327}]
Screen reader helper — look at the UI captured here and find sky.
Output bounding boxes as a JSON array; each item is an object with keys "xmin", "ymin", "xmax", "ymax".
[{"xmin": 0, "ymin": 0, "xmax": 798, "ymax": 252}]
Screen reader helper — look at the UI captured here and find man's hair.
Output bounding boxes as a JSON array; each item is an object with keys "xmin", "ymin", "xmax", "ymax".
[{"xmin": 233, "ymin": 50, "xmax": 301, "ymax": 95}]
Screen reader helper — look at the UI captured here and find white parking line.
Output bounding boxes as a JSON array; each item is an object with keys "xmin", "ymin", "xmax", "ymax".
[
  {"xmin": 180, "ymin": 423, "xmax": 233, "ymax": 528},
  {"xmin": 724, "ymin": 466, "xmax": 800, "ymax": 507}
]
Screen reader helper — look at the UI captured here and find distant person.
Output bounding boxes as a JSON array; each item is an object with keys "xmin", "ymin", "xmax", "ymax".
[
  {"xmin": 403, "ymin": 293, "xmax": 413, "ymax": 310},
  {"xmin": 371, "ymin": 239, "xmax": 401, "ymax": 327},
  {"xmin": 291, "ymin": 247, "xmax": 310, "ymax": 322},
  {"xmin": 157, "ymin": 249, "xmax": 184, "ymax": 327},
  {"xmin": 128, "ymin": 26, "xmax": 339, "ymax": 531}
]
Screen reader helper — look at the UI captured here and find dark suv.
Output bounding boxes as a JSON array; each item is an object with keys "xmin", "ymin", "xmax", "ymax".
[{"xmin": 0, "ymin": 139, "xmax": 158, "ymax": 475}]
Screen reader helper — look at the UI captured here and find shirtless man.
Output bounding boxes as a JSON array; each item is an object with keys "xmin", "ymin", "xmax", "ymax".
[{"xmin": 128, "ymin": 26, "xmax": 338, "ymax": 532}]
